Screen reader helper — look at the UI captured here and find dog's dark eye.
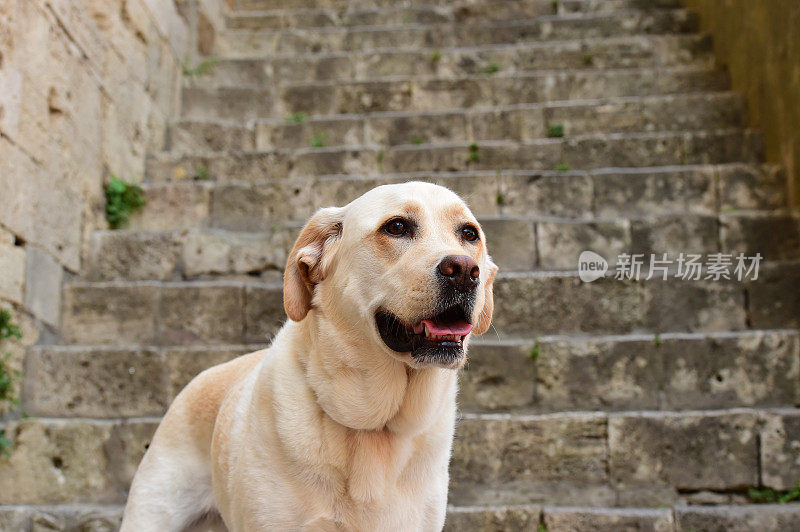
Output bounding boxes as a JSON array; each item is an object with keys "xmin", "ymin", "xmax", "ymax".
[
  {"xmin": 383, "ymin": 218, "xmax": 409, "ymax": 237},
  {"xmin": 461, "ymin": 225, "xmax": 479, "ymax": 242}
]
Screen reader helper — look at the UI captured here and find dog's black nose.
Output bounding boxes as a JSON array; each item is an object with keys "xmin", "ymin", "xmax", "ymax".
[{"xmin": 438, "ymin": 255, "xmax": 480, "ymax": 292}]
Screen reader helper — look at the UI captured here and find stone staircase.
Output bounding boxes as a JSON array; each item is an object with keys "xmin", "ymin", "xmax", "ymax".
[{"xmin": 3, "ymin": 0, "xmax": 800, "ymax": 530}]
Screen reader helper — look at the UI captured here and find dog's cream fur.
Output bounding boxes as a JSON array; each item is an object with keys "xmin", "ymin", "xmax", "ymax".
[{"xmin": 121, "ymin": 182, "xmax": 497, "ymax": 531}]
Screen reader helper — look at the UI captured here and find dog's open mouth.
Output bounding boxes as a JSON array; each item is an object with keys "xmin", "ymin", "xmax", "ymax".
[{"xmin": 376, "ymin": 305, "xmax": 472, "ymax": 366}]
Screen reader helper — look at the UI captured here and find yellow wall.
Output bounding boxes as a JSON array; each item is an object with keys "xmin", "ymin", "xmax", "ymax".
[{"xmin": 683, "ymin": 0, "xmax": 800, "ymax": 207}]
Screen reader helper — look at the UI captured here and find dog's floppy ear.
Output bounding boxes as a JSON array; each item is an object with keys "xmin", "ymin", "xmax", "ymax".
[
  {"xmin": 283, "ymin": 207, "xmax": 344, "ymax": 322},
  {"xmin": 472, "ymin": 258, "xmax": 498, "ymax": 335}
]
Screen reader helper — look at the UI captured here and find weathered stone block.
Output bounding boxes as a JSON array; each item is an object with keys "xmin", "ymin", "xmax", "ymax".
[
  {"xmin": 87, "ymin": 231, "xmax": 182, "ymax": 281},
  {"xmin": 630, "ymin": 215, "xmax": 718, "ymax": 257},
  {"xmin": 24, "ymin": 246, "xmax": 63, "ymax": 328},
  {"xmin": 537, "ymin": 220, "xmax": 629, "ymax": 270},
  {"xmin": 0, "ymin": 233, "xmax": 25, "ymax": 305},
  {"xmin": 0, "ymin": 419, "xmax": 113, "ymax": 504},
  {"xmin": 492, "ymin": 275, "xmax": 641, "ymax": 336},
  {"xmin": 718, "ymin": 164, "xmax": 786, "ymax": 211},
  {"xmin": 26, "ymin": 347, "xmax": 167, "ymax": 417},
  {"xmin": 675, "ymin": 505, "xmax": 800, "ymax": 532},
  {"xmin": 642, "ymin": 279, "xmax": 746, "ymax": 332},
  {"xmin": 450, "ymin": 413, "xmax": 608, "ymax": 500},
  {"xmin": 661, "ymin": 332, "xmax": 800, "ymax": 409},
  {"xmin": 748, "ymin": 264, "xmax": 800, "ymax": 329},
  {"xmin": 159, "ymin": 283, "xmax": 245, "ymax": 345},
  {"xmin": 500, "ymin": 172, "xmax": 593, "ymax": 218},
  {"xmin": 459, "ymin": 343, "xmax": 535, "ymax": 411},
  {"xmin": 593, "ymin": 167, "xmax": 716, "ymax": 217},
  {"xmin": 609, "ymin": 411, "xmax": 759, "ymax": 491},
  {"xmin": 480, "ymin": 219, "xmax": 536, "ymax": 271},
  {"xmin": 244, "ymin": 284, "xmax": 286, "ymax": 343},
  {"xmin": 210, "ymin": 184, "xmax": 312, "ymax": 230},
  {"xmin": 720, "ymin": 212, "xmax": 800, "ymax": 261},
  {"xmin": 257, "ymin": 117, "xmax": 364, "ymax": 151},
  {"xmin": 164, "ymin": 346, "xmax": 257, "ymax": 401},
  {"xmin": 444, "ymin": 505, "xmax": 540, "ymax": 532},
  {"xmin": 129, "ymin": 183, "xmax": 211, "ymax": 231},
  {"xmin": 534, "ymin": 338, "xmax": 661, "ymax": 411},
  {"xmin": 760, "ymin": 411, "xmax": 800, "ymax": 491},
  {"xmin": 62, "ymin": 283, "xmax": 160, "ymax": 345},
  {"xmin": 543, "ymin": 507, "xmax": 674, "ymax": 532}
]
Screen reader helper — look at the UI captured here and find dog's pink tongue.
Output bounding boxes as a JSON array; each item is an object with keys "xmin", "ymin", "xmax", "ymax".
[{"xmin": 420, "ymin": 319, "xmax": 473, "ymax": 335}]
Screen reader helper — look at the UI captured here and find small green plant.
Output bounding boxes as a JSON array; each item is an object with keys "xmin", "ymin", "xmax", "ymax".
[
  {"xmin": 550, "ymin": 0, "xmax": 559, "ymax": 13},
  {"xmin": 538, "ymin": 522, "xmax": 548, "ymax": 532},
  {"xmin": 528, "ymin": 342, "xmax": 541, "ymax": 361},
  {"xmin": 377, "ymin": 149, "xmax": 385, "ymax": 173},
  {"xmin": 105, "ymin": 176, "xmax": 146, "ymax": 229},
  {"xmin": 285, "ymin": 112, "xmax": 308, "ymax": 124},
  {"xmin": 495, "ymin": 191, "xmax": 506, "ymax": 206},
  {"xmin": 583, "ymin": 53, "xmax": 594, "ymax": 66},
  {"xmin": 554, "ymin": 163, "xmax": 571, "ymax": 171},
  {"xmin": 310, "ymin": 131, "xmax": 327, "ymax": 148},
  {"xmin": 547, "ymin": 123, "xmax": 565, "ymax": 138},
  {"xmin": 0, "ymin": 309, "xmax": 23, "ymax": 458},
  {"xmin": 483, "ymin": 62, "xmax": 501, "ymax": 75},
  {"xmin": 749, "ymin": 482, "xmax": 800, "ymax": 504},
  {"xmin": 182, "ymin": 56, "xmax": 219, "ymax": 77},
  {"xmin": 468, "ymin": 143, "xmax": 480, "ymax": 163},
  {"xmin": 412, "ymin": 135, "xmax": 426, "ymax": 145},
  {"xmin": 653, "ymin": 333, "xmax": 662, "ymax": 347},
  {"xmin": 430, "ymin": 50, "xmax": 442, "ymax": 64},
  {"xmin": 193, "ymin": 165, "xmax": 209, "ymax": 181}
]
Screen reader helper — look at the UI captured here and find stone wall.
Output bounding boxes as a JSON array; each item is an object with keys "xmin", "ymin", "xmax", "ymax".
[
  {"xmin": 682, "ymin": 0, "xmax": 800, "ymax": 208},
  {"xmin": 0, "ymin": 0, "xmax": 226, "ymax": 333}
]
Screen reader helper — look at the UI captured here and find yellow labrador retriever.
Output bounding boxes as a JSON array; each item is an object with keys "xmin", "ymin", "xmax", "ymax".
[{"xmin": 121, "ymin": 182, "xmax": 497, "ymax": 531}]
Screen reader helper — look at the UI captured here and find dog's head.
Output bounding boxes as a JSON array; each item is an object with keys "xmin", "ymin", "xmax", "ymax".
[{"xmin": 283, "ymin": 182, "xmax": 497, "ymax": 369}]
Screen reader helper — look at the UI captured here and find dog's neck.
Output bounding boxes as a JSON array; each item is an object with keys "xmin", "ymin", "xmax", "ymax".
[{"xmin": 288, "ymin": 311, "xmax": 457, "ymax": 434}]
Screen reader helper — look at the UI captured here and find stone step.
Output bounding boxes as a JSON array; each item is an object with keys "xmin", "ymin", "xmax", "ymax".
[
  {"xmin": 4, "ymin": 409, "xmax": 798, "ymax": 508},
  {"xmin": 197, "ymin": 34, "xmax": 712, "ymax": 85},
  {"xmin": 3, "ymin": 503, "xmax": 799, "ymax": 531},
  {"xmin": 149, "ymin": 129, "xmax": 763, "ymax": 183},
  {"xmin": 84, "ymin": 211, "xmax": 800, "ymax": 281},
  {"xmin": 171, "ymin": 92, "xmax": 741, "ymax": 152},
  {"xmin": 180, "ymin": 66, "xmax": 728, "ymax": 120},
  {"xmin": 127, "ymin": 164, "xmax": 788, "ymax": 232},
  {"xmin": 215, "ymin": 9, "xmax": 698, "ymax": 56},
  {"xmin": 234, "ymin": 0, "xmax": 682, "ymax": 13},
  {"xmin": 227, "ymin": 0, "xmax": 683, "ymax": 28},
  {"xmin": 23, "ymin": 330, "xmax": 799, "ymax": 418},
  {"xmin": 59, "ymin": 262, "xmax": 800, "ymax": 346},
  {"xmin": 449, "ymin": 504, "xmax": 800, "ymax": 532}
]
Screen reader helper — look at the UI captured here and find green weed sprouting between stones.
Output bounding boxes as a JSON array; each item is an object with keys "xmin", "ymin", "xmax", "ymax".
[
  {"xmin": 748, "ymin": 481, "xmax": 800, "ymax": 504},
  {"xmin": 554, "ymin": 163, "xmax": 571, "ymax": 171},
  {"xmin": 285, "ymin": 112, "xmax": 308, "ymax": 124},
  {"xmin": 653, "ymin": 334, "xmax": 662, "ymax": 347},
  {"xmin": 430, "ymin": 50, "xmax": 442, "ymax": 64},
  {"xmin": 182, "ymin": 56, "xmax": 219, "ymax": 77},
  {"xmin": 550, "ymin": 0, "xmax": 559, "ymax": 14},
  {"xmin": 0, "ymin": 309, "xmax": 22, "ymax": 458},
  {"xmin": 483, "ymin": 62, "xmax": 501, "ymax": 75},
  {"xmin": 412, "ymin": 135, "xmax": 426, "ymax": 145},
  {"xmin": 194, "ymin": 166, "xmax": 210, "ymax": 181},
  {"xmin": 538, "ymin": 522, "xmax": 548, "ymax": 532},
  {"xmin": 547, "ymin": 123, "xmax": 565, "ymax": 138},
  {"xmin": 468, "ymin": 143, "xmax": 480, "ymax": 163},
  {"xmin": 495, "ymin": 192, "xmax": 506, "ymax": 206},
  {"xmin": 310, "ymin": 131, "xmax": 328, "ymax": 148},
  {"xmin": 583, "ymin": 54, "xmax": 594, "ymax": 66},
  {"xmin": 528, "ymin": 342, "xmax": 541, "ymax": 361},
  {"xmin": 377, "ymin": 149, "xmax": 385, "ymax": 173},
  {"xmin": 105, "ymin": 176, "xmax": 146, "ymax": 229}
]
